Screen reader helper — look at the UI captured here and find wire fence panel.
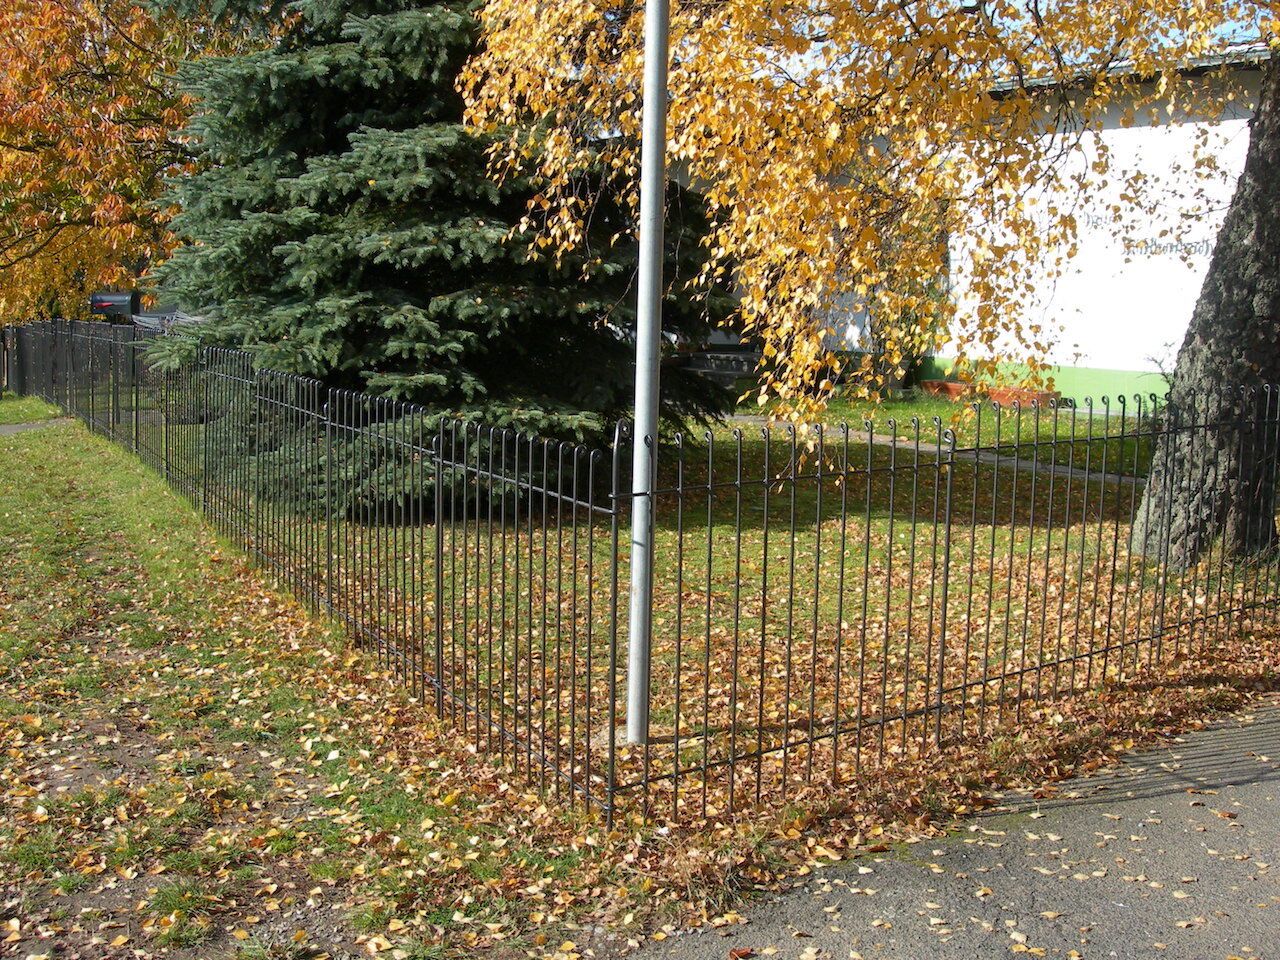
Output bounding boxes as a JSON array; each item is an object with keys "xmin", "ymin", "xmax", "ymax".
[
  {"xmin": 432, "ymin": 422, "xmax": 623, "ymax": 808},
  {"xmin": 613, "ymin": 389, "xmax": 1280, "ymax": 817},
  {"xmin": 9, "ymin": 318, "xmax": 1280, "ymax": 824},
  {"xmin": 610, "ymin": 424, "xmax": 955, "ymax": 818}
]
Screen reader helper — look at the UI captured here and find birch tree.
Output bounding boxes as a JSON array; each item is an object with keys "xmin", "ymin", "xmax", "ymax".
[{"xmin": 463, "ymin": 0, "xmax": 1272, "ymax": 421}]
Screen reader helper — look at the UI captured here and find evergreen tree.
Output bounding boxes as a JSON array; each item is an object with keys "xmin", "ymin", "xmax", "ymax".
[{"xmin": 150, "ymin": 0, "xmax": 733, "ymax": 437}]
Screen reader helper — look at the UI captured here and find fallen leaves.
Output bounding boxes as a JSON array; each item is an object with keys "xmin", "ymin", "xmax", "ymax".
[{"xmin": 5, "ymin": 409, "xmax": 1280, "ymax": 960}]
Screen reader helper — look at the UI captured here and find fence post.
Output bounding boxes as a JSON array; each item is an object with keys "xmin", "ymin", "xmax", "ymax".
[
  {"xmin": 1152, "ymin": 393, "xmax": 1180, "ymax": 662},
  {"xmin": 88, "ymin": 326, "xmax": 97, "ymax": 431},
  {"xmin": 3, "ymin": 326, "xmax": 14, "ymax": 395},
  {"xmin": 67, "ymin": 322, "xmax": 77, "ymax": 418},
  {"xmin": 934, "ymin": 428, "xmax": 956, "ymax": 746},
  {"xmin": 324, "ymin": 389, "xmax": 335, "ymax": 615},
  {"xmin": 252, "ymin": 371, "xmax": 264, "ymax": 562},
  {"xmin": 52, "ymin": 321, "xmax": 60, "ymax": 408},
  {"xmin": 68, "ymin": 321, "xmax": 75, "ymax": 417},
  {"xmin": 433, "ymin": 419, "xmax": 446, "ymax": 718},
  {"xmin": 60, "ymin": 320, "xmax": 68, "ymax": 409},
  {"xmin": 132, "ymin": 335, "xmax": 140, "ymax": 455},
  {"xmin": 51, "ymin": 321, "xmax": 60, "ymax": 406},
  {"xmin": 162, "ymin": 356, "xmax": 171, "ymax": 482},
  {"xmin": 109, "ymin": 328, "xmax": 118, "ymax": 439},
  {"xmin": 200, "ymin": 348, "xmax": 211, "ymax": 513}
]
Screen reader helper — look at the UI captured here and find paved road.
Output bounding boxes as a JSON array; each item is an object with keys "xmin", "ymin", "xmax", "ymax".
[{"xmin": 636, "ymin": 699, "xmax": 1280, "ymax": 960}]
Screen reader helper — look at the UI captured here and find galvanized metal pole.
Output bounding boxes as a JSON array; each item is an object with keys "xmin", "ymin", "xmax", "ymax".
[{"xmin": 626, "ymin": 0, "xmax": 671, "ymax": 745}]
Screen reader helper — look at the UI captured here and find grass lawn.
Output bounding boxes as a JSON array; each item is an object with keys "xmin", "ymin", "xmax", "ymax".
[
  {"xmin": 3, "ymin": 393, "xmax": 1279, "ymax": 960},
  {"xmin": 0, "ymin": 389, "xmax": 60, "ymax": 424},
  {"xmin": 0, "ymin": 415, "xmax": 625, "ymax": 959}
]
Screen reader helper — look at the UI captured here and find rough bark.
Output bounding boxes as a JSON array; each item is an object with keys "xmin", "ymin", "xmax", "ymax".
[{"xmin": 1131, "ymin": 53, "xmax": 1280, "ymax": 569}]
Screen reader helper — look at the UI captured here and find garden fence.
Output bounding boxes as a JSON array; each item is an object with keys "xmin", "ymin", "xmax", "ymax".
[{"xmin": 6, "ymin": 318, "xmax": 1280, "ymax": 823}]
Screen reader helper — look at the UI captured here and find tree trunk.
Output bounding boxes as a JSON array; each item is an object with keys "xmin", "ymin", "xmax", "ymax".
[{"xmin": 1131, "ymin": 53, "xmax": 1280, "ymax": 569}]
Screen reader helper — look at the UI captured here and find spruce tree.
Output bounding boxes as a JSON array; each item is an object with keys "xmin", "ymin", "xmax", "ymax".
[{"xmin": 150, "ymin": 0, "xmax": 733, "ymax": 437}]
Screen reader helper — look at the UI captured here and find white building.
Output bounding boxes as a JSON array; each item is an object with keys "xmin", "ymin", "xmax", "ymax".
[{"xmin": 928, "ymin": 46, "xmax": 1269, "ymax": 400}]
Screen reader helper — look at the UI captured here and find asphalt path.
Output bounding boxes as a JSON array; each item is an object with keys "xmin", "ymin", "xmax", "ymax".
[
  {"xmin": 634, "ymin": 698, "xmax": 1280, "ymax": 960},
  {"xmin": 0, "ymin": 418, "xmax": 71, "ymax": 436}
]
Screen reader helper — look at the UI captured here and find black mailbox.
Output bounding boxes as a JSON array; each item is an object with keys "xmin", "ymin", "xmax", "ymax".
[{"xmin": 89, "ymin": 290, "xmax": 140, "ymax": 318}]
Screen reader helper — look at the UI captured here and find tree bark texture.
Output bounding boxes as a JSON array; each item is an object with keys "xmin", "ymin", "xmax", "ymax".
[{"xmin": 1131, "ymin": 53, "xmax": 1280, "ymax": 569}]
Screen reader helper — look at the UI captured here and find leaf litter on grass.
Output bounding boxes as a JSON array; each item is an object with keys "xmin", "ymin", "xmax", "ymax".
[{"xmin": 0, "ymin": 417, "xmax": 1278, "ymax": 959}]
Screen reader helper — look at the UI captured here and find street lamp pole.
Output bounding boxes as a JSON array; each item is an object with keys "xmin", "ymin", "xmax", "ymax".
[{"xmin": 626, "ymin": 0, "xmax": 672, "ymax": 745}]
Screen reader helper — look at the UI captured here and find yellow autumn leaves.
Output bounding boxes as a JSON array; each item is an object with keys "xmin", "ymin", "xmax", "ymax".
[
  {"xmin": 0, "ymin": 1, "xmax": 238, "ymax": 323},
  {"xmin": 462, "ymin": 0, "xmax": 1269, "ymax": 419},
  {"xmin": 1, "ymin": 0, "xmax": 1269, "ymax": 405}
]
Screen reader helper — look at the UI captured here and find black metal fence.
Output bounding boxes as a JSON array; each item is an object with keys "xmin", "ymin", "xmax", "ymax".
[{"xmin": 6, "ymin": 318, "xmax": 1280, "ymax": 823}]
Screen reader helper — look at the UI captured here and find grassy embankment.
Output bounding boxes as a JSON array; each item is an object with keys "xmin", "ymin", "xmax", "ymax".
[{"xmin": 0, "ymin": 390, "xmax": 60, "ymax": 424}]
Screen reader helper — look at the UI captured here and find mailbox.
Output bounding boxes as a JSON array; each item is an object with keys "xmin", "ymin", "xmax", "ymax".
[{"xmin": 89, "ymin": 290, "xmax": 140, "ymax": 318}]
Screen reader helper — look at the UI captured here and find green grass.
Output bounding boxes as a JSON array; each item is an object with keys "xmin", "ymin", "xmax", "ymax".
[
  {"xmin": 7, "ymin": 827, "xmax": 63, "ymax": 871},
  {"xmin": 149, "ymin": 878, "xmax": 223, "ymax": 915},
  {"xmin": 0, "ymin": 407, "xmax": 603, "ymax": 957},
  {"xmin": 0, "ymin": 389, "xmax": 59, "ymax": 424},
  {"xmin": 1, "ymin": 382, "xmax": 1276, "ymax": 952}
]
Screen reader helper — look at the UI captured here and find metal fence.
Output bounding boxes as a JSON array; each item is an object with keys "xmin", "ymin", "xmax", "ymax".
[{"xmin": 6, "ymin": 318, "xmax": 1280, "ymax": 823}]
